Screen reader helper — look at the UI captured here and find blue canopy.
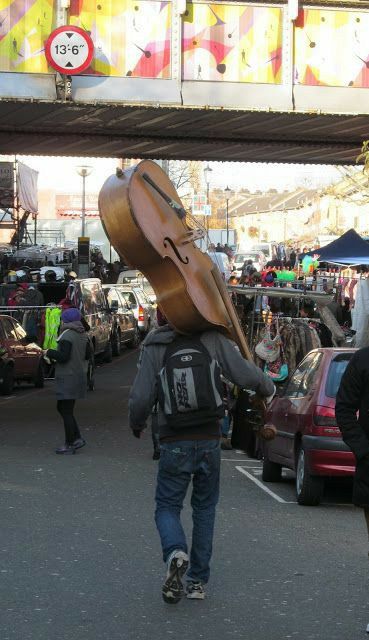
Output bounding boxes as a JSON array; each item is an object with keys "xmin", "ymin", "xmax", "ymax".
[{"xmin": 309, "ymin": 229, "xmax": 369, "ymax": 266}]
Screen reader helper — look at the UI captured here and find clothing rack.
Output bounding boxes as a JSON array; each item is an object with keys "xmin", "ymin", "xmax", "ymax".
[{"xmin": 228, "ymin": 285, "xmax": 334, "ymax": 304}]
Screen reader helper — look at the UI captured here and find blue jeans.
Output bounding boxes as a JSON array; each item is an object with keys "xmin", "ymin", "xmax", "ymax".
[{"xmin": 155, "ymin": 439, "xmax": 221, "ymax": 584}]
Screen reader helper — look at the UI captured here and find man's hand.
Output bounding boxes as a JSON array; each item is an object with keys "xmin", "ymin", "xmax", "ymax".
[
  {"xmin": 265, "ymin": 385, "xmax": 276, "ymax": 406},
  {"xmin": 132, "ymin": 429, "xmax": 142, "ymax": 439}
]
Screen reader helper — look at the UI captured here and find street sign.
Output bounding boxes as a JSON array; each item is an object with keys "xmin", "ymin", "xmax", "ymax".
[
  {"xmin": 78, "ymin": 236, "xmax": 90, "ymax": 278},
  {"xmin": 192, "ymin": 193, "xmax": 207, "ymax": 216},
  {"xmin": 0, "ymin": 162, "xmax": 14, "ymax": 208},
  {"xmin": 45, "ymin": 26, "xmax": 94, "ymax": 75}
]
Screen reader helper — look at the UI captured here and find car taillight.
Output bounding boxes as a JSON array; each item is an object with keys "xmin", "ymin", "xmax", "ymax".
[
  {"xmin": 313, "ymin": 406, "xmax": 341, "ymax": 437},
  {"xmin": 138, "ymin": 305, "xmax": 145, "ymax": 321}
]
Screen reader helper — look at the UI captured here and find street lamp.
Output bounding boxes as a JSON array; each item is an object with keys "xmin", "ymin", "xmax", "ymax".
[
  {"xmin": 32, "ymin": 211, "xmax": 38, "ymax": 245},
  {"xmin": 76, "ymin": 165, "xmax": 93, "ymax": 237},
  {"xmin": 224, "ymin": 185, "xmax": 231, "ymax": 245},
  {"xmin": 204, "ymin": 163, "xmax": 212, "ymax": 204}
]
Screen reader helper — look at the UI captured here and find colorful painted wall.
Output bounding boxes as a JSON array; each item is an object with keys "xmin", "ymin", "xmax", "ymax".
[
  {"xmin": 294, "ymin": 9, "xmax": 369, "ymax": 87},
  {"xmin": 0, "ymin": 0, "xmax": 56, "ymax": 72},
  {"xmin": 182, "ymin": 3, "xmax": 283, "ymax": 83},
  {"xmin": 1, "ymin": 0, "xmax": 369, "ymax": 88},
  {"xmin": 69, "ymin": 0, "xmax": 171, "ymax": 77}
]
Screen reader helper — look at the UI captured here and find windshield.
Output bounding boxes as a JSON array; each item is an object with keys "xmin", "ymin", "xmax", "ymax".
[{"xmin": 325, "ymin": 354, "xmax": 353, "ymax": 398}]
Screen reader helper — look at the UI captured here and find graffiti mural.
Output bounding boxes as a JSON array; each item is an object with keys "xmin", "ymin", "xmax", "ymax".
[
  {"xmin": 182, "ymin": 3, "xmax": 283, "ymax": 83},
  {"xmin": 294, "ymin": 9, "xmax": 369, "ymax": 87},
  {"xmin": 69, "ymin": 0, "xmax": 171, "ymax": 77},
  {"xmin": 0, "ymin": 0, "xmax": 56, "ymax": 72}
]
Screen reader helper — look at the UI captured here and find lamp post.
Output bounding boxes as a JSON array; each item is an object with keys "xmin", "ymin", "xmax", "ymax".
[
  {"xmin": 203, "ymin": 163, "xmax": 212, "ymax": 235},
  {"xmin": 76, "ymin": 165, "xmax": 93, "ymax": 237},
  {"xmin": 32, "ymin": 212, "xmax": 38, "ymax": 245},
  {"xmin": 203, "ymin": 163, "xmax": 212, "ymax": 204},
  {"xmin": 224, "ymin": 185, "xmax": 231, "ymax": 245}
]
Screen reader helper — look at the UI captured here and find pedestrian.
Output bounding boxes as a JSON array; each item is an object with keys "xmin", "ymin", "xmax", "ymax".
[
  {"xmin": 129, "ymin": 320, "xmax": 275, "ymax": 604},
  {"xmin": 341, "ymin": 297, "xmax": 352, "ymax": 327},
  {"xmin": 44, "ymin": 307, "xmax": 90, "ymax": 455},
  {"xmin": 336, "ymin": 348, "xmax": 369, "ymax": 555},
  {"xmin": 239, "ymin": 259, "xmax": 256, "ymax": 286}
]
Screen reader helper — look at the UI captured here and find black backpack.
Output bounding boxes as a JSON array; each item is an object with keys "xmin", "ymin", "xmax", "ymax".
[{"xmin": 157, "ymin": 335, "xmax": 224, "ymax": 430}]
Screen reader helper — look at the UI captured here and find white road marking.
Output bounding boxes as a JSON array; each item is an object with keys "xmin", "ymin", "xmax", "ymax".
[
  {"xmin": 221, "ymin": 459, "xmax": 261, "ymax": 463},
  {"xmin": 235, "ymin": 465, "xmax": 295, "ymax": 503}
]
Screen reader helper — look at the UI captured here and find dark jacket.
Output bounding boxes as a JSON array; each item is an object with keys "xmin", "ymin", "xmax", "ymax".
[
  {"xmin": 336, "ymin": 347, "xmax": 369, "ymax": 507},
  {"xmin": 47, "ymin": 321, "xmax": 90, "ymax": 400},
  {"xmin": 129, "ymin": 326, "xmax": 275, "ymax": 441}
]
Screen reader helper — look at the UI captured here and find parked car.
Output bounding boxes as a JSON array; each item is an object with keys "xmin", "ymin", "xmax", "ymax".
[
  {"xmin": 262, "ymin": 348, "xmax": 356, "ymax": 506},
  {"xmin": 207, "ymin": 252, "xmax": 232, "ymax": 282},
  {"xmin": 115, "ymin": 285, "xmax": 156, "ymax": 335},
  {"xmin": 116, "ymin": 270, "xmax": 156, "ymax": 302},
  {"xmin": 233, "ymin": 251, "xmax": 265, "ymax": 276},
  {"xmin": 250, "ymin": 242, "xmax": 275, "ymax": 263},
  {"xmin": 102, "ymin": 285, "xmax": 140, "ymax": 354},
  {"xmin": 64, "ymin": 278, "xmax": 114, "ymax": 362},
  {"xmin": 0, "ymin": 314, "xmax": 44, "ymax": 394}
]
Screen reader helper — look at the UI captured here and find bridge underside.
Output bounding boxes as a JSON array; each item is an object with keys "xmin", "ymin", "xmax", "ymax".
[{"xmin": 0, "ymin": 99, "xmax": 367, "ymax": 164}]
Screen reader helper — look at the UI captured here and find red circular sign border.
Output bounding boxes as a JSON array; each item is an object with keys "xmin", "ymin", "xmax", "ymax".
[{"xmin": 45, "ymin": 25, "xmax": 94, "ymax": 75}]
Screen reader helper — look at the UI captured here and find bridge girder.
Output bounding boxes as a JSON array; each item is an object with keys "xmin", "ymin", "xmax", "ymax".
[{"xmin": 0, "ymin": 99, "xmax": 366, "ymax": 164}]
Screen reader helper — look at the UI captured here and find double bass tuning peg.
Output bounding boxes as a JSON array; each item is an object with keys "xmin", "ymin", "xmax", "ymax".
[{"xmin": 180, "ymin": 228, "xmax": 206, "ymax": 245}]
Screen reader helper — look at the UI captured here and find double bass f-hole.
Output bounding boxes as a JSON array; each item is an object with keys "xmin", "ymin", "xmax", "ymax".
[{"xmin": 163, "ymin": 237, "xmax": 189, "ymax": 264}]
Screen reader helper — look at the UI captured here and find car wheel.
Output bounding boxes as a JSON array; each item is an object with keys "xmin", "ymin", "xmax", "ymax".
[
  {"xmin": 262, "ymin": 456, "xmax": 282, "ymax": 482},
  {"xmin": 104, "ymin": 338, "xmax": 113, "ymax": 363},
  {"xmin": 295, "ymin": 446, "xmax": 324, "ymax": 506},
  {"xmin": 87, "ymin": 352, "xmax": 95, "ymax": 391},
  {"xmin": 112, "ymin": 329, "xmax": 121, "ymax": 356},
  {"xmin": 1, "ymin": 365, "xmax": 14, "ymax": 395},
  {"xmin": 127, "ymin": 326, "xmax": 140, "ymax": 349},
  {"xmin": 34, "ymin": 361, "xmax": 44, "ymax": 388}
]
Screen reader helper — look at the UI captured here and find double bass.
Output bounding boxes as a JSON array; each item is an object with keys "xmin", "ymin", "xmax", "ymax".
[
  {"xmin": 99, "ymin": 160, "xmax": 251, "ymax": 353},
  {"xmin": 98, "ymin": 160, "xmax": 272, "ymax": 436}
]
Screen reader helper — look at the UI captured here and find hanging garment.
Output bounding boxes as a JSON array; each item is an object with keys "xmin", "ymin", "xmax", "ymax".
[
  {"xmin": 43, "ymin": 307, "xmax": 62, "ymax": 350},
  {"xmin": 317, "ymin": 305, "xmax": 345, "ymax": 347}
]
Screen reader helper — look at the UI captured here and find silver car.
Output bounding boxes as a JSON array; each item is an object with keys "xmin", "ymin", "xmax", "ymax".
[{"xmin": 115, "ymin": 285, "xmax": 156, "ymax": 334}]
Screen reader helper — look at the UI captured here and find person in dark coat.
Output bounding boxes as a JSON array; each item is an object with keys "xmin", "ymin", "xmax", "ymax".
[
  {"xmin": 44, "ymin": 307, "xmax": 90, "ymax": 455},
  {"xmin": 336, "ymin": 348, "xmax": 369, "ymax": 545}
]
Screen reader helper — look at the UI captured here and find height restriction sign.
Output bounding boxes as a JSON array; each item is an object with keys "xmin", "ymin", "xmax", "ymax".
[{"xmin": 45, "ymin": 26, "xmax": 94, "ymax": 75}]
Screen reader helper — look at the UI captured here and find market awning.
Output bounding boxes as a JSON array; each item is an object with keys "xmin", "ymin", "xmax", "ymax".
[{"xmin": 310, "ymin": 229, "xmax": 369, "ymax": 266}]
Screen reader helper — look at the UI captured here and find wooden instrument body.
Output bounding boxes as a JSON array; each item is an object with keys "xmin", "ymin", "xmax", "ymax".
[{"xmin": 99, "ymin": 160, "xmax": 242, "ymax": 344}]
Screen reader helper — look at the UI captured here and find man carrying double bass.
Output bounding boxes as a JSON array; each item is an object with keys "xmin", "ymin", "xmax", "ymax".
[{"xmin": 129, "ymin": 314, "xmax": 275, "ymax": 604}]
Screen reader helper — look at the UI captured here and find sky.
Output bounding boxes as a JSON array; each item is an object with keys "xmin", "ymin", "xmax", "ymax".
[{"xmin": 1, "ymin": 155, "xmax": 346, "ymax": 194}]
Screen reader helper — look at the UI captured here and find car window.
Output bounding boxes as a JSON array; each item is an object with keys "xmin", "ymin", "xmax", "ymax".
[
  {"xmin": 325, "ymin": 353, "xmax": 352, "ymax": 398},
  {"xmin": 133, "ymin": 288, "xmax": 149, "ymax": 304},
  {"xmin": 298, "ymin": 352, "xmax": 323, "ymax": 397},
  {"xmin": 1, "ymin": 318, "xmax": 18, "ymax": 340},
  {"xmin": 14, "ymin": 322, "xmax": 27, "ymax": 339},
  {"xmin": 284, "ymin": 352, "xmax": 322, "ymax": 398},
  {"xmin": 105, "ymin": 288, "xmax": 121, "ymax": 308},
  {"xmin": 116, "ymin": 290, "xmax": 129, "ymax": 311},
  {"xmin": 81, "ymin": 281, "xmax": 105, "ymax": 313},
  {"xmin": 122, "ymin": 291, "xmax": 137, "ymax": 307}
]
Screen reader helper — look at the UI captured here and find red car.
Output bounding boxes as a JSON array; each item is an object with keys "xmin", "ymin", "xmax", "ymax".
[
  {"xmin": 0, "ymin": 314, "xmax": 44, "ymax": 394},
  {"xmin": 262, "ymin": 348, "xmax": 356, "ymax": 506}
]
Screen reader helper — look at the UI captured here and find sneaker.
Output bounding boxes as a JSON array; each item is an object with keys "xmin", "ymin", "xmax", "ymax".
[
  {"xmin": 72, "ymin": 438, "xmax": 86, "ymax": 450},
  {"xmin": 186, "ymin": 581, "xmax": 205, "ymax": 600},
  {"xmin": 162, "ymin": 550, "xmax": 189, "ymax": 604},
  {"xmin": 55, "ymin": 445, "xmax": 75, "ymax": 455},
  {"xmin": 221, "ymin": 437, "xmax": 233, "ymax": 451},
  {"xmin": 152, "ymin": 449, "xmax": 160, "ymax": 460}
]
